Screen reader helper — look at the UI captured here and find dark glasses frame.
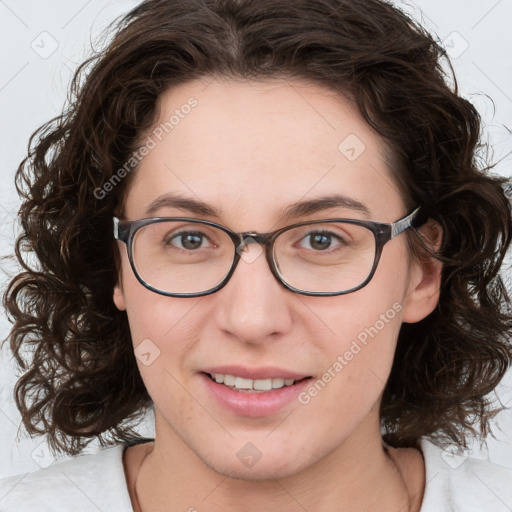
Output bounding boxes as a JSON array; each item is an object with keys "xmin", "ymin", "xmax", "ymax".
[{"xmin": 113, "ymin": 206, "xmax": 425, "ymax": 297}]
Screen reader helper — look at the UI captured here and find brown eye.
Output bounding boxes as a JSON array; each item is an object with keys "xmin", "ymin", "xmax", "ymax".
[
  {"xmin": 298, "ymin": 230, "xmax": 348, "ymax": 251},
  {"xmin": 164, "ymin": 230, "xmax": 210, "ymax": 251}
]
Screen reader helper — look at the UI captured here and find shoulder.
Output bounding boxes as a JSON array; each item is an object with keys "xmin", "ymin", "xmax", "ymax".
[
  {"xmin": 419, "ymin": 437, "xmax": 512, "ymax": 512},
  {"xmin": 0, "ymin": 444, "xmax": 133, "ymax": 512}
]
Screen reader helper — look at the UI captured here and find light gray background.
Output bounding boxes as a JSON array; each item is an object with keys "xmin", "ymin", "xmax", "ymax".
[{"xmin": 0, "ymin": 0, "xmax": 511, "ymax": 478}]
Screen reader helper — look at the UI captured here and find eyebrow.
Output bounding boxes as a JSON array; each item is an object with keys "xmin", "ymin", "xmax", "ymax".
[
  {"xmin": 145, "ymin": 192, "xmax": 372, "ymax": 220},
  {"xmin": 146, "ymin": 193, "xmax": 218, "ymax": 217},
  {"xmin": 279, "ymin": 194, "xmax": 371, "ymax": 220}
]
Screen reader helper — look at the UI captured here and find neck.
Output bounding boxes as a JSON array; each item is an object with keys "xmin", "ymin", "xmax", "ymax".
[{"xmin": 127, "ymin": 417, "xmax": 424, "ymax": 512}]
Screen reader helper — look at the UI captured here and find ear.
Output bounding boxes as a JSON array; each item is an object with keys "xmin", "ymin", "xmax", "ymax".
[
  {"xmin": 113, "ymin": 239, "xmax": 127, "ymax": 311},
  {"xmin": 401, "ymin": 220, "xmax": 443, "ymax": 323},
  {"xmin": 113, "ymin": 280, "xmax": 126, "ymax": 311}
]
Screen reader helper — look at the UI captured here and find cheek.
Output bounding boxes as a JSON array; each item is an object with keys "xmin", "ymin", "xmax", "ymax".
[
  {"xmin": 119, "ymin": 266, "xmax": 204, "ymax": 383},
  {"xmin": 299, "ymin": 243, "xmax": 409, "ymax": 407},
  {"xmin": 120, "ymin": 283, "xmax": 205, "ymax": 420},
  {"xmin": 311, "ymin": 300, "xmax": 403, "ymax": 396},
  {"xmin": 120, "ymin": 259, "xmax": 189, "ymax": 340}
]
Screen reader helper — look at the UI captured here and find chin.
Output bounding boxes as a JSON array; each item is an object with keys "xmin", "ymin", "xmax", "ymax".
[
  {"xmin": 205, "ymin": 456, "xmax": 306, "ymax": 482},
  {"xmin": 199, "ymin": 438, "xmax": 315, "ymax": 480}
]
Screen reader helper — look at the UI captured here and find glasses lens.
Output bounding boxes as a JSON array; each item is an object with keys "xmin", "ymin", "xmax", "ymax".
[
  {"xmin": 273, "ymin": 221, "xmax": 377, "ymax": 293},
  {"xmin": 132, "ymin": 220, "xmax": 235, "ymax": 294}
]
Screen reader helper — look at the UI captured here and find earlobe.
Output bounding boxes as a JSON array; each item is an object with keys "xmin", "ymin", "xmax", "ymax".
[
  {"xmin": 401, "ymin": 221, "xmax": 443, "ymax": 323},
  {"xmin": 113, "ymin": 282, "xmax": 127, "ymax": 311},
  {"xmin": 113, "ymin": 243, "xmax": 127, "ymax": 311},
  {"xmin": 401, "ymin": 264, "xmax": 441, "ymax": 323}
]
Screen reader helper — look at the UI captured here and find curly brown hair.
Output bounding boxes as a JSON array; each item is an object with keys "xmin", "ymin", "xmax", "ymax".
[{"xmin": 3, "ymin": 0, "xmax": 511, "ymax": 455}]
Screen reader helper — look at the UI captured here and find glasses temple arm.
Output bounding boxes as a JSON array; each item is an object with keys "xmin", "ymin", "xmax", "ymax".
[
  {"xmin": 113, "ymin": 217, "xmax": 121, "ymax": 240},
  {"xmin": 390, "ymin": 207, "xmax": 423, "ymax": 239}
]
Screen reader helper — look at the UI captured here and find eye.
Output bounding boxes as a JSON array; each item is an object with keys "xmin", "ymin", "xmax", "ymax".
[
  {"xmin": 297, "ymin": 230, "xmax": 349, "ymax": 251},
  {"xmin": 164, "ymin": 230, "xmax": 215, "ymax": 251}
]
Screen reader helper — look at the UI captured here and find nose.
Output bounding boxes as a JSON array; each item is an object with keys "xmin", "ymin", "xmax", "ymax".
[{"xmin": 212, "ymin": 242, "xmax": 293, "ymax": 344}]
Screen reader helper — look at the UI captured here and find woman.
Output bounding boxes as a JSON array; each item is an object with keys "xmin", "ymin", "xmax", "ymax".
[{"xmin": 1, "ymin": 0, "xmax": 511, "ymax": 510}]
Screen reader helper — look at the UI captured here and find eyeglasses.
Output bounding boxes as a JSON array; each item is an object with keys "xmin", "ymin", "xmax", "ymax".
[{"xmin": 113, "ymin": 207, "xmax": 424, "ymax": 297}]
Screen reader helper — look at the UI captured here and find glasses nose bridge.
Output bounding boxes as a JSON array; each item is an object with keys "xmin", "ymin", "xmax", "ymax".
[
  {"xmin": 235, "ymin": 230, "xmax": 273, "ymax": 255},
  {"xmin": 233, "ymin": 231, "xmax": 276, "ymax": 271}
]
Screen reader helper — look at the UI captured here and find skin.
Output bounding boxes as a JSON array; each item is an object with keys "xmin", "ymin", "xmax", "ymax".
[{"xmin": 114, "ymin": 77, "xmax": 442, "ymax": 512}]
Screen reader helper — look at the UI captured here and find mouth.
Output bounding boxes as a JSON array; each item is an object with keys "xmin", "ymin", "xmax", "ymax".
[
  {"xmin": 200, "ymin": 366, "xmax": 314, "ymax": 416},
  {"xmin": 203, "ymin": 372, "xmax": 312, "ymax": 393}
]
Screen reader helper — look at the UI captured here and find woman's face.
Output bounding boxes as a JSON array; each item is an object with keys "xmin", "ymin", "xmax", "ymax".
[{"xmin": 114, "ymin": 78, "xmax": 438, "ymax": 480}]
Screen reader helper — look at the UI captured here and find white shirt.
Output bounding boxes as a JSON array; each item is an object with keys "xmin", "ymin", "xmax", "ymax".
[{"xmin": 1, "ymin": 438, "xmax": 511, "ymax": 511}]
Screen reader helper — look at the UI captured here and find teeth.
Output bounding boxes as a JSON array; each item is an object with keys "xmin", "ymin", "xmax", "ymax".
[
  {"xmin": 224, "ymin": 374, "xmax": 236, "ymax": 386},
  {"xmin": 235, "ymin": 377, "xmax": 253, "ymax": 389},
  {"xmin": 272, "ymin": 377, "xmax": 285, "ymax": 389},
  {"xmin": 210, "ymin": 373, "xmax": 298, "ymax": 391},
  {"xmin": 254, "ymin": 379, "xmax": 272, "ymax": 391}
]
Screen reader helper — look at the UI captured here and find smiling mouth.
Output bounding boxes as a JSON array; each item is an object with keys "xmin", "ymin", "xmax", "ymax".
[{"xmin": 204, "ymin": 372, "xmax": 312, "ymax": 393}]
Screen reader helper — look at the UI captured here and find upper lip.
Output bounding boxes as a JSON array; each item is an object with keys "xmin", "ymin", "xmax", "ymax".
[{"xmin": 201, "ymin": 365, "xmax": 311, "ymax": 381}]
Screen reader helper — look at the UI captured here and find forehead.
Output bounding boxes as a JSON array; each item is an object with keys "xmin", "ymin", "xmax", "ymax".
[{"xmin": 124, "ymin": 78, "xmax": 405, "ymax": 226}]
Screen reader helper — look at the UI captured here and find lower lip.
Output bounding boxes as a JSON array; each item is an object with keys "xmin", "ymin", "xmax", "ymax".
[{"xmin": 201, "ymin": 373, "xmax": 312, "ymax": 417}]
